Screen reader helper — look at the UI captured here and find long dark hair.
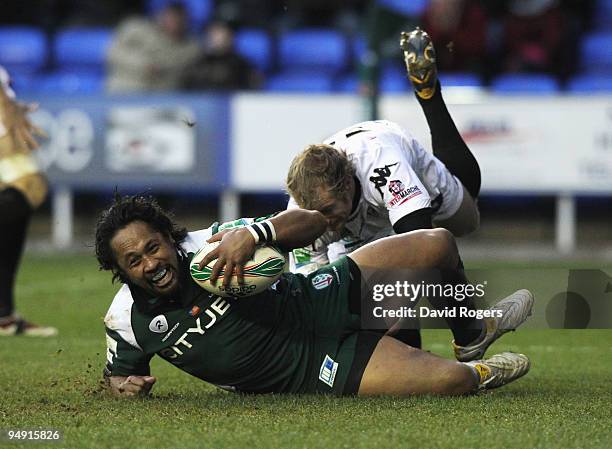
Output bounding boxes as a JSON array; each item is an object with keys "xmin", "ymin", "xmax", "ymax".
[{"xmin": 95, "ymin": 193, "xmax": 188, "ymax": 283}]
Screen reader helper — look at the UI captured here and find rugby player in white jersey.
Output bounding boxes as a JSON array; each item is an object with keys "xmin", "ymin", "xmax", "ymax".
[
  {"xmin": 0, "ymin": 66, "xmax": 57, "ymax": 336},
  {"xmin": 286, "ymin": 29, "xmax": 483, "ymax": 349}
]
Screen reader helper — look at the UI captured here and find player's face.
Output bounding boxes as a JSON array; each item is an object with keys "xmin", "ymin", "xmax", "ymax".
[
  {"xmin": 111, "ymin": 221, "xmax": 180, "ymax": 297},
  {"xmin": 315, "ymin": 178, "xmax": 356, "ymax": 232}
]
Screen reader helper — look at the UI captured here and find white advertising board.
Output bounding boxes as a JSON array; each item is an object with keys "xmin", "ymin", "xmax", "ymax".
[
  {"xmin": 232, "ymin": 93, "xmax": 612, "ymax": 194},
  {"xmin": 382, "ymin": 95, "xmax": 612, "ymax": 194},
  {"xmin": 231, "ymin": 94, "xmax": 362, "ymax": 190}
]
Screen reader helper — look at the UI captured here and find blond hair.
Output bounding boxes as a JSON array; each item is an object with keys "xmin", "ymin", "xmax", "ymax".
[{"xmin": 286, "ymin": 144, "xmax": 355, "ymax": 209}]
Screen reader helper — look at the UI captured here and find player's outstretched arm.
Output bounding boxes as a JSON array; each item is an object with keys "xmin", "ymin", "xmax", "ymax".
[
  {"xmin": 199, "ymin": 209, "xmax": 327, "ymax": 287},
  {"xmin": 268, "ymin": 209, "xmax": 327, "ymax": 250},
  {"xmin": 105, "ymin": 375, "xmax": 156, "ymax": 397}
]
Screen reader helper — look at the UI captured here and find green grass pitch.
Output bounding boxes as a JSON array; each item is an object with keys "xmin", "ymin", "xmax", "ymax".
[{"xmin": 2, "ymin": 253, "xmax": 611, "ymax": 449}]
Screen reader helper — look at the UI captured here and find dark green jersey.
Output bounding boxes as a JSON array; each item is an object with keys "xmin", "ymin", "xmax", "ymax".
[{"xmin": 104, "ymin": 221, "xmax": 364, "ymax": 394}]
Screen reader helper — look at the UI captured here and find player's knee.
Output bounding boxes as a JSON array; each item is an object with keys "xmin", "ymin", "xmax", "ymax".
[{"xmin": 421, "ymin": 228, "xmax": 458, "ymax": 269}]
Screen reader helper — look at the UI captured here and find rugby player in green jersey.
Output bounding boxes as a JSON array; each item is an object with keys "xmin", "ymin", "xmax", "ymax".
[{"xmin": 96, "ymin": 194, "xmax": 533, "ymax": 397}]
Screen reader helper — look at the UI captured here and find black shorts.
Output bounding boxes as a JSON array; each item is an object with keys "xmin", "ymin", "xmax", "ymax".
[
  {"xmin": 342, "ymin": 257, "xmax": 382, "ymax": 396},
  {"xmin": 342, "ymin": 330, "xmax": 382, "ymax": 395}
]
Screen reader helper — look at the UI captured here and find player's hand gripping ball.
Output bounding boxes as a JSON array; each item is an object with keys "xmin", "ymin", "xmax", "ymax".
[{"xmin": 190, "ymin": 242, "xmax": 286, "ymax": 297}]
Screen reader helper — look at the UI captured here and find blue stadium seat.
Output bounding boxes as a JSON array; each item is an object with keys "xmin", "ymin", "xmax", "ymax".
[
  {"xmin": 335, "ymin": 74, "xmax": 358, "ymax": 92},
  {"xmin": 7, "ymin": 72, "xmax": 37, "ymax": 95},
  {"xmin": 334, "ymin": 66, "xmax": 410, "ymax": 93},
  {"xmin": 580, "ymin": 32, "xmax": 612, "ymax": 74},
  {"xmin": 377, "ymin": 0, "xmax": 429, "ymax": 16},
  {"xmin": 147, "ymin": 0, "xmax": 213, "ymax": 31},
  {"xmin": 352, "ymin": 35, "xmax": 367, "ymax": 62},
  {"xmin": 266, "ymin": 71, "xmax": 334, "ymax": 92},
  {"xmin": 336, "ymin": 72, "xmax": 484, "ymax": 93},
  {"xmin": 235, "ymin": 28, "xmax": 273, "ymax": 73},
  {"xmin": 490, "ymin": 74, "xmax": 560, "ymax": 94},
  {"xmin": 54, "ymin": 28, "xmax": 113, "ymax": 73},
  {"xmin": 0, "ymin": 27, "xmax": 47, "ymax": 73},
  {"xmin": 567, "ymin": 74, "xmax": 612, "ymax": 93},
  {"xmin": 594, "ymin": 0, "xmax": 612, "ymax": 29},
  {"xmin": 36, "ymin": 71, "xmax": 104, "ymax": 94},
  {"xmin": 379, "ymin": 64, "xmax": 408, "ymax": 92},
  {"xmin": 438, "ymin": 72, "xmax": 483, "ymax": 88},
  {"xmin": 279, "ymin": 29, "xmax": 348, "ymax": 74}
]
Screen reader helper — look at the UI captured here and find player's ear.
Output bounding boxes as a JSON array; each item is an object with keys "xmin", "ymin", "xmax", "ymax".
[
  {"xmin": 113, "ymin": 267, "xmax": 129, "ymax": 284},
  {"xmin": 166, "ymin": 232, "xmax": 183, "ymax": 253}
]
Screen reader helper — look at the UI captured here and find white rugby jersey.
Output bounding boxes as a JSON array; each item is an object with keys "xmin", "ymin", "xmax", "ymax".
[{"xmin": 288, "ymin": 120, "xmax": 463, "ymax": 274}]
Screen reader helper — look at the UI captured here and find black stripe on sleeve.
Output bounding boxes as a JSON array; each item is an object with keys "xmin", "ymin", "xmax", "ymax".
[
  {"xmin": 260, "ymin": 221, "xmax": 273, "ymax": 241},
  {"xmin": 251, "ymin": 223, "xmax": 266, "ymax": 242}
]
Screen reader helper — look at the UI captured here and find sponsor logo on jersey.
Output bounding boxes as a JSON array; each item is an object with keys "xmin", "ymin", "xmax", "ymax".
[
  {"xmin": 319, "ymin": 354, "xmax": 339, "ymax": 387},
  {"xmin": 159, "ymin": 296, "xmax": 231, "ymax": 359},
  {"xmin": 149, "ymin": 315, "xmax": 168, "ymax": 333},
  {"xmin": 369, "ymin": 162, "xmax": 398, "ymax": 198},
  {"xmin": 312, "ymin": 273, "xmax": 334, "ymax": 290},
  {"xmin": 387, "ymin": 180, "xmax": 422, "ymax": 207},
  {"xmin": 388, "ymin": 180, "xmax": 405, "ymax": 195}
]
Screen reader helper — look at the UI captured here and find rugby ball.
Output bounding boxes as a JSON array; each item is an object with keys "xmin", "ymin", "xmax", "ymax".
[{"xmin": 190, "ymin": 241, "xmax": 286, "ymax": 298}]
